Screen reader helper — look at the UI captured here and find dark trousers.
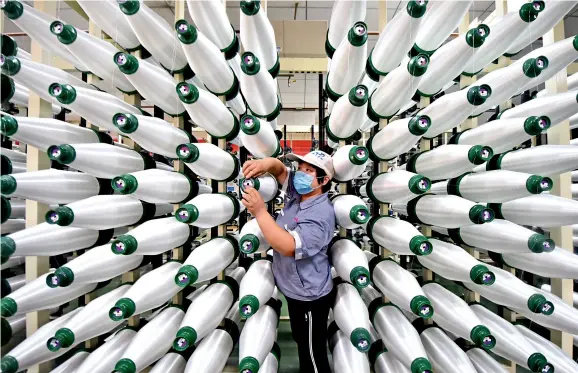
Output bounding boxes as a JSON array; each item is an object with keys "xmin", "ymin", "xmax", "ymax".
[{"xmin": 285, "ymin": 291, "xmax": 333, "ymax": 373}]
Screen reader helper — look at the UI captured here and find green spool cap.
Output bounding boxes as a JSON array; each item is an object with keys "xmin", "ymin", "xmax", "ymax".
[
  {"xmin": 240, "ymin": 234, "xmax": 260, "ymax": 254},
  {"xmin": 1, "ymin": 195, "xmax": 10, "ymax": 223},
  {"xmin": 175, "ymin": 19, "xmax": 198, "ymax": 44},
  {"xmin": 350, "ymin": 327, "xmax": 371, "ymax": 352},
  {"xmin": 0, "ymin": 237, "xmax": 15, "ymax": 260},
  {"xmin": 46, "ymin": 267, "xmax": 74, "ymax": 288},
  {"xmin": 47, "ymin": 144, "xmax": 76, "ymax": 164},
  {"xmin": 109, "ymin": 298, "xmax": 136, "ymax": 321},
  {"xmin": 348, "ymin": 85, "xmax": 369, "ymax": 107},
  {"xmin": 239, "ymin": 294, "xmax": 260, "ymax": 317},
  {"xmin": 348, "ymin": 146, "xmax": 369, "ymax": 165},
  {"xmin": 468, "ymin": 205, "xmax": 494, "ymax": 224},
  {"xmin": 528, "ymin": 294, "xmax": 554, "ymax": 315},
  {"xmin": 519, "ymin": 1, "xmax": 545, "ymax": 22},
  {"xmin": 118, "ymin": 0, "xmax": 140, "ymax": 16},
  {"xmin": 111, "ymin": 174, "xmax": 138, "ymax": 194},
  {"xmin": 1, "ymin": 75, "xmax": 15, "ymax": 104},
  {"xmin": 48, "ymin": 83, "xmax": 77, "ymax": 104},
  {"xmin": 173, "ymin": 326, "xmax": 197, "ymax": 351},
  {"xmin": 409, "ymin": 236, "xmax": 432, "ymax": 256},
  {"xmin": 467, "ymin": 84, "xmax": 492, "ymax": 106},
  {"xmin": 408, "ymin": 174, "xmax": 431, "ymax": 194},
  {"xmin": 175, "ymin": 265, "xmax": 198, "ymax": 287},
  {"xmin": 240, "ymin": 0, "xmax": 261, "ymax": 15},
  {"xmin": 241, "ymin": 52, "xmax": 261, "ymax": 75},
  {"xmin": 349, "ymin": 205, "xmax": 369, "ymax": 225},
  {"xmin": 1, "ymin": 1, "xmax": 24, "ymax": 20},
  {"xmin": 111, "ymin": 235, "xmax": 138, "ymax": 255},
  {"xmin": 466, "ymin": 24, "xmax": 490, "ymax": 48},
  {"xmin": 0, "ymin": 55, "xmax": 21, "ymax": 76},
  {"xmin": 176, "ymin": 82, "xmax": 200, "ymax": 104},
  {"xmin": 0, "ymin": 355, "xmax": 19, "ymax": 373},
  {"xmin": 522, "ymin": 56, "xmax": 549, "ymax": 78},
  {"xmin": 113, "ymin": 113, "xmax": 139, "ymax": 134},
  {"xmin": 114, "ymin": 52, "xmax": 139, "ymax": 74},
  {"xmin": 1, "ymin": 35, "xmax": 18, "ymax": 57},
  {"xmin": 470, "ymin": 325, "xmax": 496, "ymax": 350},
  {"xmin": 175, "ymin": 204, "xmax": 199, "ymax": 224},
  {"xmin": 241, "ymin": 177, "xmax": 261, "ymax": 193},
  {"xmin": 47, "ymin": 328, "xmax": 75, "ymax": 351},
  {"xmin": 350, "ymin": 266, "xmax": 370, "ymax": 289},
  {"xmin": 527, "ymin": 352, "xmax": 553, "ymax": 373},
  {"xmin": 1, "ymin": 115, "xmax": 17, "ymax": 137},
  {"xmin": 467, "ymin": 145, "xmax": 494, "ymax": 165},
  {"xmin": 239, "ymin": 356, "xmax": 260, "ymax": 373},
  {"xmin": 524, "ymin": 116, "xmax": 551, "ymax": 135},
  {"xmin": 410, "ymin": 295, "xmax": 433, "ymax": 319},
  {"xmin": 45, "ymin": 206, "xmax": 74, "ymax": 226},
  {"xmin": 408, "ymin": 115, "xmax": 431, "ymax": 136},
  {"xmin": 176, "ymin": 143, "xmax": 200, "ymax": 163},
  {"xmin": 470, "ymin": 264, "xmax": 495, "ymax": 285},
  {"xmin": 526, "ymin": 175, "xmax": 553, "ymax": 194},
  {"xmin": 0, "ymin": 297, "xmax": 17, "ymax": 317},
  {"xmin": 406, "ymin": 0, "xmax": 428, "ymax": 18},
  {"xmin": 114, "ymin": 358, "xmax": 137, "ymax": 373},
  {"xmin": 240, "ymin": 114, "xmax": 261, "ymax": 135},
  {"xmin": 1, "ymin": 317, "xmax": 12, "ymax": 345},
  {"xmin": 527, "ymin": 234, "xmax": 554, "ymax": 253},
  {"xmin": 348, "ymin": 22, "xmax": 368, "ymax": 47},
  {"xmin": 50, "ymin": 21, "xmax": 77, "ymax": 45},
  {"xmin": 408, "ymin": 54, "xmax": 430, "ymax": 77},
  {"xmin": 410, "ymin": 357, "xmax": 433, "ymax": 373}
]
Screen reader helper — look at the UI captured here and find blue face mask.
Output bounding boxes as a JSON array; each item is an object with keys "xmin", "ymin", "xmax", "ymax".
[{"xmin": 293, "ymin": 171, "xmax": 323, "ymax": 195}]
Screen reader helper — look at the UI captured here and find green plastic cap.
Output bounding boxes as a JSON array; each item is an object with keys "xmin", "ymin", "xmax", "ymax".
[
  {"xmin": 1, "ymin": 35, "xmax": 18, "ymax": 57},
  {"xmin": 1, "ymin": 115, "xmax": 18, "ymax": 136},
  {"xmin": 409, "ymin": 236, "xmax": 433, "ymax": 256},
  {"xmin": 350, "ymin": 327, "xmax": 371, "ymax": 352},
  {"xmin": 49, "ymin": 83, "xmax": 77, "ymax": 104},
  {"xmin": 411, "ymin": 357, "xmax": 433, "ymax": 373},
  {"xmin": 408, "ymin": 54, "xmax": 430, "ymax": 77},
  {"xmin": 173, "ymin": 326, "xmax": 197, "ymax": 351},
  {"xmin": 47, "ymin": 144, "xmax": 76, "ymax": 164},
  {"xmin": 527, "ymin": 353, "xmax": 553, "ymax": 373},
  {"xmin": 526, "ymin": 175, "xmax": 553, "ymax": 194},
  {"xmin": 175, "ymin": 264, "xmax": 199, "ymax": 287},
  {"xmin": 0, "ymin": 355, "xmax": 19, "ymax": 373},
  {"xmin": 348, "ymin": 85, "xmax": 369, "ymax": 107},
  {"xmin": 175, "ymin": 204, "xmax": 199, "ymax": 224},
  {"xmin": 0, "ymin": 55, "xmax": 20, "ymax": 76},
  {"xmin": 117, "ymin": 0, "xmax": 140, "ymax": 16},
  {"xmin": 0, "ymin": 237, "xmax": 15, "ymax": 259},
  {"xmin": 113, "ymin": 358, "xmax": 137, "ymax": 373},
  {"xmin": 1, "ymin": 155, "xmax": 11, "ymax": 175},
  {"xmin": 467, "ymin": 84, "xmax": 492, "ymax": 106},
  {"xmin": 519, "ymin": 1, "xmax": 544, "ymax": 22},
  {"xmin": 527, "ymin": 234, "xmax": 554, "ymax": 253},
  {"xmin": 522, "ymin": 56, "xmax": 549, "ymax": 78},
  {"xmin": 0, "ymin": 297, "xmax": 17, "ymax": 317},
  {"xmin": 176, "ymin": 82, "xmax": 200, "ymax": 104},
  {"xmin": 469, "ymin": 205, "xmax": 494, "ymax": 224},
  {"xmin": 175, "ymin": 19, "xmax": 198, "ymax": 44},
  {"xmin": 348, "ymin": 22, "xmax": 368, "ymax": 47},
  {"xmin": 408, "ymin": 174, "xmax": 431, "ymax": 194},
  {"xmin": 1, "ymin": 175, "xmax": 16, "ymax": 195},
  {"xmin": 410, "ymin": 295, "xmax": 434, "ymax": 319},
  {"xmin": 113, "ymin": 113, "xmax": 139, "ymax": 134},
  {"xmin": 50, "ymin": 21, "xmax": 77, "ymax": 45},
  {"xmin": 45, "ymin": 206, "xmax": 74, "ymax": 226},
  {"xmin": 47, "ymin": 328, "xmax": 75, "ymax": 351},
  {"xmin": 239, "ymin": 294, "xmax": 260, "ymax": 317},
  {"xmin": 468, "ymin": 145, "xmax": 493, "ymax": 165},
  {"xmin": 114, "ymin": 52, "xmax": 139, "ymax": 74},
  {"xmin": 524, "ymin": 116, "xmax": 551, "ymax": 135},
  {"xmin": 470, "ymin": 325, "xmax": 496, "ymax": 350},
  {"xmin": 349, "ymin": 205, "xmax": 369, "ymax": 225},
  {"xmin": 176, "ymin": 143, "xmax": 200, "ymax": 163},
  {"xmin": 470, "ymin": 264, "xmax": 495, "ymax": 285},
  {"xmin": 407, "ymin": 0, "xmax": 428, "ymax": 18},
  {"xmin": 109, "ymin": 298, "xmax": 136, "ymax": 321},
  {"xmin": 528, "ymin": 294, "xmax": 554, "ymax": 315},
  {"xmin": 241, "ymin": 52, "xmax": 261, "ymax": 75},
  {"xmin": 240, "ymin": 114, "xmax": 261, "ymax": 135},
  {"xmin": 1, "ymin": 75, "xmax": 15, "ymax": 104},
  {"xmin": 350, "ymin": 266, "xmax": 370, "ymax": 289},
  {"xmin": 240, "ymin": 0, "xmax": 261, "ymax": 15},
  {"xmin": 241, "ymin": 177, "xmax": 261, "ymax": 193},
  {"xmin": 239, "ymin": 356, "xmax": 260, "ymax": 373},
  {"xmin": 46, "ymin": 267, "xmax": 74, "ymax": 288},
  {"xmin": 111, "ymin": 235, "xmax": 138, "ymax": 255},
  {"xmin": 240, "ymin": 234, "xmax": 260, "ymax": 254},
  {"xmin": 466, "ymin": 24, "xmax": 490, "ymax": 48},
  {"xmin": 1, "ymin": 1, "xmax": 23, "ymax": 20},
  {"xmin": 111, "ymin": 174, "xmax": 138, "ymax": 194},
  {"xmin": 348, "ymin": 146, "xmax": 369, "ymax": 166},
  {"xmin": 1, "ymin": 317, "xmax": 12, "ymax": 345},
  {"xmin": 408, "ymin": 115, "xmax": 431, "ymax": 136}
]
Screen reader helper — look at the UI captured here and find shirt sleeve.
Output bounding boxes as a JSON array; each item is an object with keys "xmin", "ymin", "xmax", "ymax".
[{"xmin": 291, "ymin": 215, "xmax": 332, "ymax": 260}]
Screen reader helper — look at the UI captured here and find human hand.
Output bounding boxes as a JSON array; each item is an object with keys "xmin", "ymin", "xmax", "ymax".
[
  {"xmin": 241, "ymin": 187, "xmax": 267, "ymax": 218},
  {"xmin": 242, "ymin": 159, "xmax": 270, "ymax": 179}
]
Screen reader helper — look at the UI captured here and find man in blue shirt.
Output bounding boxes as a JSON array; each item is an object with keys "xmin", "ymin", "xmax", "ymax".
[{"xmin": 242, "ymin": 150, "xmax": 336, "ymax": 373}]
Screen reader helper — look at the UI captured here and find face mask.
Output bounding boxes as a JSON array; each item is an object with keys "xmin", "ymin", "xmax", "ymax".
[{"xmin": 293, "ymin": 171, "xmax": 323, "ymax": 195}]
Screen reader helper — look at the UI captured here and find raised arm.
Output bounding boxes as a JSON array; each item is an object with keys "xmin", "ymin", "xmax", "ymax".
[{"xmin": 242, "ymin": 157, "xmax": 288, "ymax": 185}]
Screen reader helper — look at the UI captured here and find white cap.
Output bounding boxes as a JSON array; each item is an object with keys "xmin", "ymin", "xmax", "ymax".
[{"xmin": 286, "ymin": 150, "xmax": 335, "ymax": 179}]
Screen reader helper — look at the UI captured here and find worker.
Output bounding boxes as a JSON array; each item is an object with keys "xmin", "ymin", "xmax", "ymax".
[{"xmin": 242, "ymin": 150, "xmax": 336, "ymax": 373}]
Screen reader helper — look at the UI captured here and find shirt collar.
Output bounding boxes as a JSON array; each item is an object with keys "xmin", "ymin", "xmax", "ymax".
[{"xmin": 299, "ymin": 192, "xmax": 328, "ymax": 209}]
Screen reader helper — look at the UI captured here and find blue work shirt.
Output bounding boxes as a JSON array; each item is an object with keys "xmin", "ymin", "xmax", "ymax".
[{"xmin": 272, "ymin": 169, "xmax": 336, "ymax": 301}]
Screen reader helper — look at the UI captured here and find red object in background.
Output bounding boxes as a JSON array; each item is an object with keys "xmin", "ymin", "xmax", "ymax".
[{"xmin": 227, "ymin": 139, "xmax": 313, "ymax": 156}]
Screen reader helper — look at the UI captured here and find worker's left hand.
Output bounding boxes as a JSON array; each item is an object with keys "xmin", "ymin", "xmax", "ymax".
[{"xmin": 241, "ymin": 187, "xmax": 267, "ymax": 218}]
